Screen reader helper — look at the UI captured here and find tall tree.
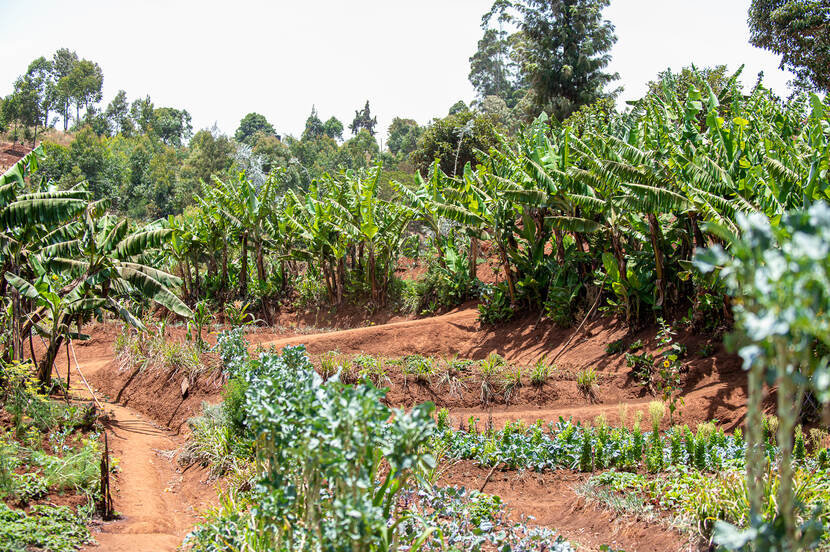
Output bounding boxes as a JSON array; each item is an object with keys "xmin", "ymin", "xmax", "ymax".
[
  {"xmin": 235, "ymin": 112, "xmax": 276, "ymax": 146},
  {"xmin": 349, "ymin": 100, "xmax": 378, "ymax": 136},
  {"xmin": 469, "ymin": 27, "xmax": 525, "ymax": 107},
  {"xmin": 104, "ymin": 90, "xmax": 132, "ymax": 135},
  {"xmin": 130, "ymin": 95, "xmax": 155, "ymax": 134},
  {"xmin": 302, "ymin": 106, "xmax": 325, "ymax": 140},
  {"xmin": 154, "ymin": 107, "xmax": 193, "ymax": 146},
  {"xmin": 64, "ymin": 59, "xmax": 103, "ymax": 126},
  {"xmin": 748, "ymin": 0, "xmax": 829, "ymax": 91},
  {"xmin": 323, "ymin": 116, "xmax": 344, "ymax": 141},
  {"xmin": 25, "ymin": 57, "xmax": 56, "ymax": 132},
  {"xmin": 386, "ymin": 118, "xmax": 422, "ymax": 158},
  {"xmin": 52, "ymin": 48, "xmax": 78, "ymax": 131},
  {"xmin": 485, "ymin": 0, "xmax": 619, "ymax": 121}
]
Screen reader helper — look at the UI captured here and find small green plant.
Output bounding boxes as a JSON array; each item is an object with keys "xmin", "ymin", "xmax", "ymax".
[
  {"xmin": 478, "ymin": 353, "xmax": 507, "ymax": 403},
  {"xmin": 698, "ymin": 342, "xmax": 715, "ymax": 357},
  {"xmin": 628, "ymin": 339, "xmax": 644, "ymax": 352},
  {"xmin": 354, "ymin": 355, "xmax": 389, "ymax": 387},
  {"xmin": 626, "ymin": 352, "xmax": 655, "ymax": 388},
  {"xmin": 530, "ymin": 359, "xmax": 553, "ymax": 386},
  {"xmin": 503, "ymin": 365, "xmax": 523, "ymax": 402},
  {"xmin": 576, "ymin": 367, "xmax": 598, "ymax": 400},
  {"xmin": 319, "ymin": 351, "xmax": 338, "ymax": 379},
  {"xmin": 605, "ymin": 339, "xmax": 625, "ymax": 355},
  {"xmin": 579, "ymin": 428, "xmax": 594, "ymax": 472},
  {"xmin": 186, "ymin": 301, "xmax": 213, "ymax": 352},
  {"xmin": 435, "ymin": 354, "xmax": 471, "ymax": 398},
  {"xmin": 477, "ymin": 285, "xmax": 514, "ymax": 324},
  {"xmin": 402, "ymin": 354, "xmax": 435, "ymax": 384},
  {"xmin": 223, "ymin": 301, "xmax": 262, "ymax": 327}
]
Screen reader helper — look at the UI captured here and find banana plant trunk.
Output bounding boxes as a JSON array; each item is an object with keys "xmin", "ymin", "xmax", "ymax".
[
  {"xmin": 646, "ymin": 213, "xmax": 666, "ymax": 307},
  {"xmin": 37, "ymin": 335, "xmax": 64, "ymax": 388},
  {"xmin": 368, "ymin": 246, "xmax": 377, "ymax": 305},
  {"xmin": 609, "ymin": 229, "xmax": 631, "ymax": 320},
  {"xmin": 240, "ymin": 232, "xmax": 248, "ymax": 298},
  {"xmin": 689, "ymin": 212, "xmax": 706, "ymax": 250},
  {"xmin": 496, "ymin": 241, "xmax": 516, "ymax": 303},
  {"xmin": 553, "ymin": 229, "xmax": 566, "ymax": 265},
  {"xmin": 256, "ymin": 241, "xmax": 266, "ymax": 283},
  {"xmin": 221, "ymin": 240, "xmax": 229, "ymax": 294},
  {"xmin": 468, "ymin": 237, "xmax": 478, "ymax": 280}
]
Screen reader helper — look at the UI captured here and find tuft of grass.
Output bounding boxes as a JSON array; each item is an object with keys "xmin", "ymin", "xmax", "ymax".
[
  {"xmin": 436, "ymin": 355, "xmax": 470, "ymax": 398},
  {"xmin": 502, "ymin": 365, "xmax": 523, "ymax": 403},
  {"xmin": 353, "ymin": 355, "xmax": 390, "ymax": 387},
  {"xmin": 402, "ymin": 355, "xmax": 436, "ymax": 384},
  {"xmin": 576, "ymin": 367, "xmax": 598, "ymax": 400},
  {"xmin": 319, "ymin": 351, "xmax": 338, "ymax": 380},
  {"xmin": 478, "ymin": 353, "xmax": 507, "ymax": 404},
  {"xmin": 180, "ymin": 403, "xmax": 250, "ymax": 481},
  {"xmin": 530, "ymin": 359, "xmax": 553, "ymax": 387}
]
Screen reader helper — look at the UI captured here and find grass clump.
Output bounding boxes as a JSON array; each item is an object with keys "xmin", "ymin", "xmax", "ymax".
[
  {"xmin": 530, "ymin": 359, "xmax": 553, "ymax": 386},
  {"xmin": 576, "ymin": 367, "xmax": 598, "ymax": 400}
]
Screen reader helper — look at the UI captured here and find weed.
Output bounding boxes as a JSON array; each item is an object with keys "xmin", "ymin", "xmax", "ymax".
[
  {"xmin": 628, "ymin": 339, "xmax": 644, "ymax": 352},
  {"xmin": 605, "ymin": 340, "xmax": 625, "ymax": 355},
  {"xmin": 436, "ymin": 355, "xmax": 469, "ymax": 398},
  {"xmin": 354, "ymin": 355, "xmax": 389, "ymax": 387},
  {"xmin": 698, "ymin": 343, "xmax": 715, "ymax": 357},
  {"xmin": 503, "ymin": 365, "xmax": 523, "ymax": 402},
  {"xmin": 530, "ymin": 359, "xmax": 553, "ymax": 387},
  {"xmin": 319, "ymin": 351, "xmax": 338, "ymax": 380},
  {"xmin": 402, "ymin": 354, "xmax": 435, "ymax": 384},
  {"xmin": 478, "ymin": 353, "xmax": 507, "ymax": 404},
  {"xmin": 576, "ymin": 367, "xmax": 598, "ymax": 400}
]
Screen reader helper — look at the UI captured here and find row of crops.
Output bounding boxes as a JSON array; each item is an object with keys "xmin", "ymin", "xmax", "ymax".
[{"xmin": 180, "ymin": 323, "xmax": 830, "ymax": 550}]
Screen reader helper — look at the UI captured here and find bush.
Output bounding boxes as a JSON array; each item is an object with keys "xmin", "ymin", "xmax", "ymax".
[{"xmin": 478, "ymin": 284, "xmax": 515, "ymax": 324}]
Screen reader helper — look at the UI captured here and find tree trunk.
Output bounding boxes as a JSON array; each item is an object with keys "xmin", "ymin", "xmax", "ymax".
[
  {"xmin": 37, "ymin": 335, "xmax": 64, "ymax": 389},
  {"xmin": 609, "ymin": 229, "xmax": 631, "ymax": 320},
  {"xmin": 336, "ymin": 257, "xmax": 345, "ymax": 306},
  {"xmin": 468, "ymin": 236, "xmax": 478, "ymax": 280},
  {"xmin": 256, "ymin": 241, "xmax": 266, "ymax": 283},
  {"xmin": 497, "ymin": 241, "xmax": 516, "ymax": 303},
  {"xmin": 239, "ymin": 233, "xmax": 248, "ymax": 298},
  {"xmin": 221, "ymin": 239, "xmax": 229, "ymax": 294},
  {"xmin": 689, "ymin": 212, "xmax": 706, "ymax": 250},
  {"xmin": 368, "ymin": 247, "xmax": 377, "ymax": 304},
  {"xmin": 646, "ymin": 213, "xmax": 665, "ymax": 307},
  {"xmin": 553, "ymin": 229, "xmax": 566, "ymax": 265}
]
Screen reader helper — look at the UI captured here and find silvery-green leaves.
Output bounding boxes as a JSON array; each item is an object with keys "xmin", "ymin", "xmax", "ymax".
[{"xmin": 695, "ymin": 202, "xmax": 830, "ymax": 400}]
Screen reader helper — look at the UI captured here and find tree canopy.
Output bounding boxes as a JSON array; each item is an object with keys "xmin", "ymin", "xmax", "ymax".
[
  {"xmin": 235, "ymin": 112, "xmax": 276, "ymax": 146},
  {"xmin": 749, "ymin": 0, "xmax": 829, "ymax": 91}
]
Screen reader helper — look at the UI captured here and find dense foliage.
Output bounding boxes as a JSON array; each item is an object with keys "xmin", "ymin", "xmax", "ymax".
[{"xmin": 748, "ymin": 0, "xmax": 829, "ymax": 92}]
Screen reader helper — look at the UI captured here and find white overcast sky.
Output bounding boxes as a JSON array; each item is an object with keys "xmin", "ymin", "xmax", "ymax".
[{"xmin": 0, "ymin": 0, "xmax": 794, "ymax": 143}]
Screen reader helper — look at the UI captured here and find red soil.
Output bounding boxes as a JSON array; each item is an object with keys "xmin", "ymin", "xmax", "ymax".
[
  {"xmin": 46, "ymin": 341, "xmax": 217, "ymax": 552},
  {"xmin": 59, "ymin": 308, "xmax": 744, "ymax": 551},
  {"xmin": 0, "ymin": 142, "xmax": 31, "ymax": 173},
  {"xmin": 439, "ymin": 461, "xmax": 701, "ymax": 552}
]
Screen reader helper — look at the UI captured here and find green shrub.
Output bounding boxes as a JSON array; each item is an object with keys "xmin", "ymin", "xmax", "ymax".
[
  {"xmin": 0, "ymin": 503, "xmax": 92, "ymax": 552},
  {"xmin": 478, "ymin": 284, "xmax": 514, "ymax": 324}
]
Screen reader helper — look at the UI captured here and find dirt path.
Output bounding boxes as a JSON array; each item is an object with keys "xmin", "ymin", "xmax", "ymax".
[{"xmin": 57, "ymin": 353, "xmax": 212, "ymax": 552}]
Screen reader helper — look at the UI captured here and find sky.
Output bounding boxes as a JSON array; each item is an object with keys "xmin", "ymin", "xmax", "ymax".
[{"xmin": 0, "ymin": 0, "xmax": 795, "ymax": 143}]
